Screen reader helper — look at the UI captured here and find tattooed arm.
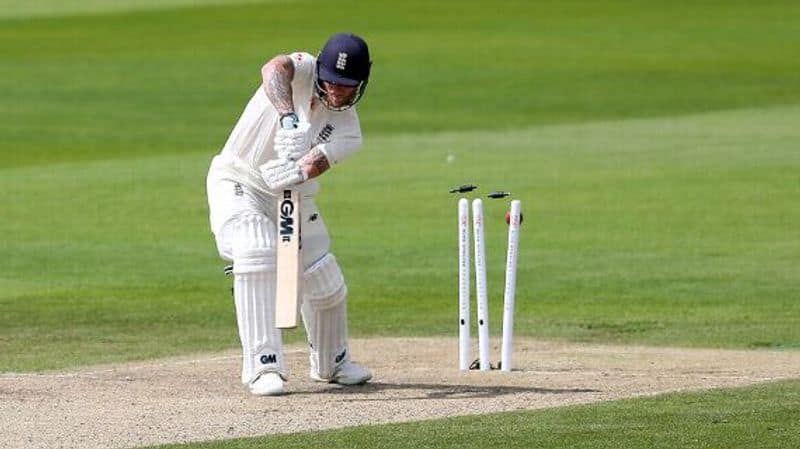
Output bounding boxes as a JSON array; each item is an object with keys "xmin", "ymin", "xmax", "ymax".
[
  {"xmin": 261, "ymin": 55, "xmax": 295, "ymax": 115},
  {"xmin": 297, "ymin": 148, "xmax": 331, "ymax": 179}
]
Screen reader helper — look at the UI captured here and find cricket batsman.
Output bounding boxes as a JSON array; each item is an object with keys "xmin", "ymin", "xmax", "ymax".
[{"xmin": 206, "ymin": 33, "xmax": 373, "ymax": 396}]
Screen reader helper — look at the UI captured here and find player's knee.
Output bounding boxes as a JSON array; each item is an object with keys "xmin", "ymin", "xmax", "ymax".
[
  {"xmin": 301, "ymin": 234, "xmax": 331, "ymax": 268},
  {"xmin": 299, "ymin": 203, "xmax": 331, "ymax": 269},
  {"xmin": 303, "ymin": 253, "xmax": 347, "ymax": 308},
  {"xmin": 231, "ymin": 214, "xmax": 276, "ymax": 274}
]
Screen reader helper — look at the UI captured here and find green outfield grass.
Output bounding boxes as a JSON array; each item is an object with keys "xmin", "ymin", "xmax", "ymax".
[
  {"xmin": 0, "ymin": 0, "xmax": 273, "ymax": 19},
  {"xmin": 2, "ymin": 1, "xmax": 799, "ymax": 448},
  {"xmin": 2, "ymin": 0, "xmax": 799, "ymax": 168},
  {"xmin": 3, "ymin": 103, "xmax": 799, "ymax": 370},
  {"xmin": 152, "ymin": 379, "xmax": 800, "ymax": 449},
  {"xmin": 2, "ymin": 0, "xmax": 799, "ymax": 371}
]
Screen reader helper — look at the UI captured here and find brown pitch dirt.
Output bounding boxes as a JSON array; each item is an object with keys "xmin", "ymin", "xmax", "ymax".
[{"xmin": 2, "ymin": 337, "xmax": 799, "ymax": 449}]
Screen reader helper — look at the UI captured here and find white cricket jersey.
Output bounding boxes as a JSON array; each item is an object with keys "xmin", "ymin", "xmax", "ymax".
[{"xmin": 210, "ymin": 52, "xmax": 363, "ymax": 194}]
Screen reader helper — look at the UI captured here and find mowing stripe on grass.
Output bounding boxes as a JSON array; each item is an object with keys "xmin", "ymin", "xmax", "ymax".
[{"xmin": 0, "ymin": 0, "xmax": 284, "ymax": 20}]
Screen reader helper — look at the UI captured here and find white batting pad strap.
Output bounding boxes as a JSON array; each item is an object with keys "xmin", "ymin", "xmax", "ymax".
[
  {"xmin": 303, "ymin": 253, "xmax": 345, "ymax": 306},
  {"xmin": 232, "ymin": 214, "xmax": 275, "ymax": 273},
  {"xmin": 302, "ymin": 253, "xmax": 349, "ymax": 379},
  {"xmin": 230, "ymin": 214, "xmax": 284, "ymax": 383},
  {"xmin": 234, "ymin": 270, "xmax": 287, "ymax": 384}
]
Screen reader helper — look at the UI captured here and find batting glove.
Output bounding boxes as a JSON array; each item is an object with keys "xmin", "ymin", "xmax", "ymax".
[
  {"xmin": 274, "ymin": 121, "xmax": 312, "ymax": 160},
  {"xmin": 260, "ymin": 157, "xmax": 308, "ymax": 190}
]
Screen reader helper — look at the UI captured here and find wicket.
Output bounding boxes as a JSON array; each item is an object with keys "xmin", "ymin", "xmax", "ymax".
[
  {"xmin": 457, "ymin": 195, "xmax": 522, "ymax": 372},
  {"xmin": 501, "ymin": 200, "xmax": 521, "ymax": 371},
  {"xmin": 472, "ymin": 199, "xmax": 491, "ymax": 371},
  {"xmin": 457, "ymin": 199, "xmax": 471, "ymax": 370}
]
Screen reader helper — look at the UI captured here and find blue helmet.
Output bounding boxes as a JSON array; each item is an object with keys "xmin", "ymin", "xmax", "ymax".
[{"xmin": 315, "ymin": 33, "xmax": 371, "ymax": 110}]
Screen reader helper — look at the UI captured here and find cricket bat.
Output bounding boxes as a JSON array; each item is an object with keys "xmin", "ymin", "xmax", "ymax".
[{"xmin": 275, "ymin": 188, "xmax": 302, "ymax": 328}]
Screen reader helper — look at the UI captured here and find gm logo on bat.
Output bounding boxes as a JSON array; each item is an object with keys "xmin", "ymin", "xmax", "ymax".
[{"xmin": 279, "ymin": 191, "xmax": 295, "ymax": 242}]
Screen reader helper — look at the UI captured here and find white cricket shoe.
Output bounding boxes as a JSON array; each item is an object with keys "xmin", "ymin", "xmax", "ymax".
[
  {"xmin": 249, "ymin": 372, "xmax": 287, "ymax": 396},
  {"xmin": 311, "ymin": 361, "xmax": 372, "ymax": 385}
]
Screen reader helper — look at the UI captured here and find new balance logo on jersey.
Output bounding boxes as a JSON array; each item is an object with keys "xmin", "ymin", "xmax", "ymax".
[
  {"xmin": 260, "ymin": 354, "xmax": 277, "ymax": 365},
  {"xmin": 336, "ymin": 52, "xmax": 348, "ymax": 70},
  {"xmin": 314, "ymin": 123, "xmax": 335, "ymax": 145}
]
